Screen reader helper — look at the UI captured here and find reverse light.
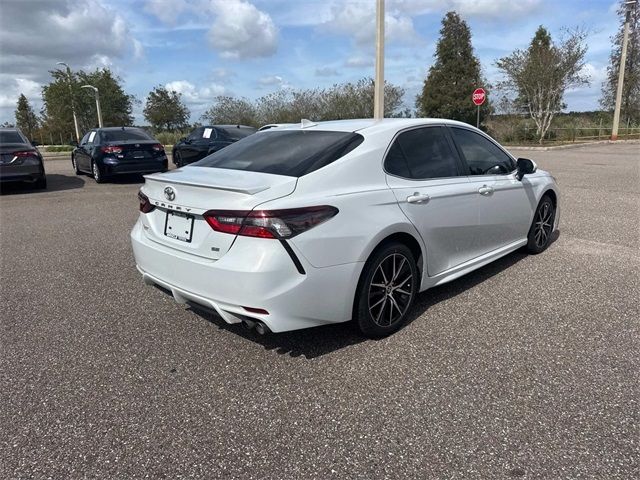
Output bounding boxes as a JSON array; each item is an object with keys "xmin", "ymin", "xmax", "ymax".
[
  {"xmin": 203, "ymin": 206, "xmax": 338, "ymax": 239},
  {"xmin": 101, "ymin": 145, "xmax": 123, "ymax": 154},
  {"xmin": 138, "ymin": 190, "xmax": 155, "ymax": 213}
]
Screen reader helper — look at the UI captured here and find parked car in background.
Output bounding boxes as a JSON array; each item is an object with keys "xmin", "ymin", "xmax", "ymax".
[
  {"xmin": 172, "ymin": 125, "xmax": 256, "ymax": 167},
  {"xmin": 0, "ymin": 128, "xmax": 46, "ymax": 189},
  {"xmin": 71, "ymin": 127, "xmax": 167, "ymax": 183},
  {"xmin": 132, "ymin": 118, "xmax": 559, "ymax": 337}
]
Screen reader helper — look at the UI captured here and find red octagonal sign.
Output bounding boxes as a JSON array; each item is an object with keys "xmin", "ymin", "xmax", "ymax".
[{"xmin": 472, "ymin": 88, "xmax": 486, "ymax": 106}]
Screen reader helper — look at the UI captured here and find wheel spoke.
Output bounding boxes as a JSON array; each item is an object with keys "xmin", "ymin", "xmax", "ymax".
[
  {"xmin": 395, "ymin": 287, "xmax": 411, "ymax": 296},
  {"xmin": 396, "ymin": 275, "xmax": 412, "ymax": 288},
  {"xmin": 391, "ymin": 256, "xmax": 406, "ymax": 282},
  {"xmin": 370, "ymin": 295, "xmax": 386, "ymax": 310},
  {"xmin": 370, "ymin": 283, "xmax": 386, "ymax": 289},
  {"xmin": 374, "ymin": 297, "xmax": 387, "ymax": 324}
]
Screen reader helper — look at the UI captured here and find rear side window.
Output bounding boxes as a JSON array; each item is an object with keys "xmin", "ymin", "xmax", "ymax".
[
  {"xmin": 101, "ymin": 129, "xmax": 153, "ymax": 142},
  {"xmin": 193, "ymin": 130, "xmax": 364, "ymax": 177},
  {"xmin": 451, "ymin": 127, "xmax": 515, "ymax": 175},
  {"xmin": 384, "ymin": 127, "xmax": 460, "ymax": 179}
]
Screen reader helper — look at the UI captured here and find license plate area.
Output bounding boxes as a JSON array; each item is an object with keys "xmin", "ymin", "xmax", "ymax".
[{"xmin": 164, "ymin": 210, "xmax": 195, "ymax": 243}]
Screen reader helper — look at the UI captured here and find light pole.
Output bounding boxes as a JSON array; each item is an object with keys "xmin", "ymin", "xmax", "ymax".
[
  {"xmin": 81, "ymin": 85, "xmax": 103, "ymax": 128},
  {"xmin": 373, "ymin": 0, "xmax": 385, "ymax": 119},
  {"xmin": 57, "ymin": 62, "xmax": 80, "ymax": 143},
  {"xmin": 612, "ymin": 0, "xmax": 637, "ymax": 140}
]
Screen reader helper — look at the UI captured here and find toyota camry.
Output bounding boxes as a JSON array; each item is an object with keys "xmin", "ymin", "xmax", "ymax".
[{"xmin": 131, "ymin": 119, "xmax": 559, "ymax": 337}]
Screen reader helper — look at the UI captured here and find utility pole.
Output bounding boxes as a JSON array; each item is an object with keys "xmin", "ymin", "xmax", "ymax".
[
  {"xmin": 81, "ymin": 85, "xmax": 103, "ymax": 128},
  {"xmin": 57, "ymin": 62, "xmax": 80, "ymax": 143},
  {"xmin": 612, "ymin": 0, "xmax": 637, "ymax": 140},
  {"xmin": 373, "ymin": 0, "xmax": 385, "ymax": 119}
]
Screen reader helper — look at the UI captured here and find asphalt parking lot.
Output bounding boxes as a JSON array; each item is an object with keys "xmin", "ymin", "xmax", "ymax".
[{"xmin": 1, "ymin": 143, "xmax": 638, "ymax": 479}]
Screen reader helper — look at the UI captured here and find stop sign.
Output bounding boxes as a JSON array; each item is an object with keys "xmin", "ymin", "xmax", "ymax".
[{"xmin": 472, "ymin": 88, "xmax": 486, "ymax": 106}]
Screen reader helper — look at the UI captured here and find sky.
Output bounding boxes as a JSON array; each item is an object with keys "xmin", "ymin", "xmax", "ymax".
[{"xmin": 0, "ymin": 0, "xmax": 622, "ymax": 125}]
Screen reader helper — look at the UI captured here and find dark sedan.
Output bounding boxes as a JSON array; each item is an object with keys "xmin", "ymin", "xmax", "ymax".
[
  {"xmin": 172, "ymin": 125, "xmax": 256, "ymax": 167},
  {"xmin": 0, "ymin": 128, "xmax": 46, "ymax": 189},
  {"xmin": 72, "ymin": 127, "xmax": 168, "ymax": 183}
]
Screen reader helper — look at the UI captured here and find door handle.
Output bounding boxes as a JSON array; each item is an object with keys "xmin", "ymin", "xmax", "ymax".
[
  {"xmin": 407, "ymin": 192, "xmax": 430, "ymax": 204},
  {"xmin": 478, "ymin": 185, "xmax": 494, "ymax": 196}
]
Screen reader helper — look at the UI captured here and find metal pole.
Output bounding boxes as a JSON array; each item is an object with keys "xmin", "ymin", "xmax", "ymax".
[
  {"xmin": 612, "ymin": 1, "xmax": 636, "ymax": 140},
  {"xmin": 476, "ymin": 105, "xmax": 480, "ymax": 128},
  {"xmin": 373, "ymin": 0, "xmax": 385, "ymax": 119},
  {"xmin": 57, "ymin": 62, "xmax": 80, "ymax": 143},
  {"xmin": 95, "ymin": 89, "xmax": 103, "ymax": 128}
]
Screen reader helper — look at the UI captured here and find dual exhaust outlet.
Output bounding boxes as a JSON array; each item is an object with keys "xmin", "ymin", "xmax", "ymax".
[{"xmin": 242, "ymin": 318, "xmax": 270, "ymax": 335}]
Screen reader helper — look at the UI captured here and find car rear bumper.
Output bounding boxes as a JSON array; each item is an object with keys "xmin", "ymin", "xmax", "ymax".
[
  {"xmin": 130, "ymin": 218, "xmax": 363, "ymax": 332},
  {"xmin": 0, "ymin": 164, "xmax": 44, "ymax": 183},
  {"xmin": 103, "ymin": 158, "xmax": 168, "ymax": 175}
]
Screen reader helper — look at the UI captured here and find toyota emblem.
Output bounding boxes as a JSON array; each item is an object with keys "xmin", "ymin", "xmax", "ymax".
[{"xmin": 164, "ymin": 186, "xmax": 176, "ymax": 201}]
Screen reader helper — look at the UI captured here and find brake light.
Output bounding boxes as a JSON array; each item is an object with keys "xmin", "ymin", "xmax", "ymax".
[
  {"xmin": 101, "ymin": 145, "xmax": 123, "ymax": 154},
  {"xmin": 138, "ymin": 190, "xmax": 155, "ymax": 213},
  {"xmin": 203, "ymin": 206, "xmax": 338, "ymax": 239},
  {"xmin": 152, "ymin": 143, "xmax": 164, "ymax": 152},
  {"xmin": 13, "ymin": 151, "xmax": 35, "ymax": 157}
]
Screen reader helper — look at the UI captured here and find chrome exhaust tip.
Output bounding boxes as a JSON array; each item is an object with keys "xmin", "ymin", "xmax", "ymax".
[
  {"xmin": 255, "ymin": 322, "xmax": 268, "ymax": 335},
  {"xmin": 242, "ymin": 319, "xmax": 256, "ymax": 330}
]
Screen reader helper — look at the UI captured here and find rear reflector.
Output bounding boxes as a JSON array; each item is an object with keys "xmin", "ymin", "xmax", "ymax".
[
  {"xmin": 203, "ymin": 206, "xmax": 338, "ymax": 239},
  {"xmin": 138, "ymin": 190, "xmax": 155, "ymax": 213}
]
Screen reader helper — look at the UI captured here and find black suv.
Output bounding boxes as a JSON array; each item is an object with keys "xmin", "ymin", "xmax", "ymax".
[
  {"xmin": 71, "ymin": 127, "xmax": 168, "ymax": 183},
  {"xmin": 172, "ymin": 125, "xmax": 256, "ymax": 167}
]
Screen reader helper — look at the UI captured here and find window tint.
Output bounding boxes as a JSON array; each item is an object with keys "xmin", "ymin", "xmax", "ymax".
[
  {"xmin": 101, "ymin": 129, "xmax": 153, "ymax": 142},
  {"xmin": 451, "ymin": 127, "xmax": 515, "ymax": 175},
  {"xmin": 219, "ymin": 127, "xmax": 255, "ymax": 140},
  {"xmin": 194, "ymin": 130, "xmax": 364, "ymax": 177},
  {"xmin": 0, "ymin": 130, "xmax": 26, "ymax": 144},
  {"xmin": 80, "ymin": 132, "xmax": 91, "ymax": 145},
  {"xmin": 385, "ymin": 127, "xmax": 459, "ymax": 179}
]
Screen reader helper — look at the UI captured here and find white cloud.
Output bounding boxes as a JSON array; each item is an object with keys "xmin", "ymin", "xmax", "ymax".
[
  {"xmin": 315, "ymin": 67, "xmax": 340, "ymax": 77},
  {"xmin": 207, "ymin": 0, "xmax": 278, "ymax": 59},
  {"xmin": 165, "ymin": 80, "xmax": 226, "ymax": 105},
  {"xmin": 0, "ymin": 79, "xmax": 42, "ymax": 109},
  {"xmin": 144, "ymin": 0, "xmax": 189, "ymax": 25},
  {"xmin": 345, "ymin": 57, "xmax": 374, "ymax": 68},
  {"xmin": 391, "ymin": 0, "xmax": 541, "ymax": 19},
  {"xmin": 211, "ymin": 68, "xmax": 236, "ymax": 82}
]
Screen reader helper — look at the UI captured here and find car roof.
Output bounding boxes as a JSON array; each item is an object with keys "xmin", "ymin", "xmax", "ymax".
[
  {"xmin": 97, "ymin": 126, "xmax": 144, "ymax": 131},
  {"xmin": 272, "ymin": 118, "xmax": 474, "ymax": 134}
]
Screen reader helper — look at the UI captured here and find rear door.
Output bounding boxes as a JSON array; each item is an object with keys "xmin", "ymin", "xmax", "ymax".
[
  {"xmin": 179, "ymin": 127, "xmax": 215, "ymax": 164},
  {"xmin": 384, "ymin": 126, "xmax": 480, "ymax": 276},
  {"xmin": 449, "ymin": 126, "xmax": 533, "ymax": 252}
]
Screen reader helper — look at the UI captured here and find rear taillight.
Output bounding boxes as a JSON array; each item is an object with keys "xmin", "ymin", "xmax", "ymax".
[
  {"xmin": 101, "ymin": 145, "xmax": 123, "ymax": 154},
  {"xmin": 138, "ymin": 191, "xmax": 155, "ymax": 213},
  {"xmin": 14, "ymin": 151, "xmax": 35, "ymax": 158},
  {"xmin": 152, "ymin": 143, "xmax": 164, "ymax": 152},
  {"xmin": 203, "ymin": 206, "xmax": 338, "ymax": 239}
]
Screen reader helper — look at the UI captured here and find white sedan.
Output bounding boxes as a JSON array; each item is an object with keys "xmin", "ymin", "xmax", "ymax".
[{"xmin": 131, "ymin": 119, "xmax": 559, "ymax": 337}]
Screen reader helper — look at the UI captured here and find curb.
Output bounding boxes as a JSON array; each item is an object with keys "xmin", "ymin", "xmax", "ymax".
[{"xmin": 506, "ymin": 139, "xmax": 640, "ymax": 151}]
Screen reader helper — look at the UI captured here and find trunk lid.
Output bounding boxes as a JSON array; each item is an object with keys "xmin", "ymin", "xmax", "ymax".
[
  {"xmin": 140, "ymin": 167, "xmax": 297, "ymax": 259},
  {"xmin": 105, "ymin": 140, "xmax": 164, "ymax": 161},
  {"xmin": 0, "ymin": 144, "xmax": 37, "ymax": 165}
]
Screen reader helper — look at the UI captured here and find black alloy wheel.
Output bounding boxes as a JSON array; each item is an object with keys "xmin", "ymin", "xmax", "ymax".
[{"xmin": 527, "ymin": 195, "xmax": 555, "ymax": 254}]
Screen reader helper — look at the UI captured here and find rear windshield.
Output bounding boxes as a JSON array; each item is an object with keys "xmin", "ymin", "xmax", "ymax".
[
  {"xmin": 101, "ymin": 129, "xmax": 153, "ymax": 142},
  {"xmin": 0, "ymin": 130, "xmax": 26, "ymax": 144},
  {"xmin": 219, "ymin": 127, "xmax": 255, "ymax": 140},
  {"xmin": 193, "ymin": 130, "xmax": 364, "ymax": 177}
]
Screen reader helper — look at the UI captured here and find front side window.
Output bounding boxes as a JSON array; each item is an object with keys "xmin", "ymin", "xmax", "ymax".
[
  {"xmin": 80, "ymin": 132, "xmax": 91, "ymax": 145},
  {"xmin": 194, "ymin": 130, "xmax": 363, "ymax": 177},
  {"xmin": 451, "ymin": 127, "xmax": 515, "ymax": 175},
  {"xmin": 384, "ymin": 127, "xmax": 460, "ymax": 179}
]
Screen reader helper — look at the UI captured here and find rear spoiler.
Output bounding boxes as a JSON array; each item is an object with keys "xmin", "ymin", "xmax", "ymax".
[{"xmin": 143, "ymin": 172, "xmax": 270, "ymax": 195}]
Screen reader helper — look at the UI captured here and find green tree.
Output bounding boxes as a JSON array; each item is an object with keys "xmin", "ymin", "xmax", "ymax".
[
  {"xmin": 496, "ymin": 26, "xmax": 589, "ymax": 143},
  {"xmin": 202, "ymin": 96, "xmax": 257, "ymax": 126},
  {"xmin": 14, "ymin": 94, "xmax": 39, "ymax": 139},
  {"xmin": 600, "ymin": 0, "xmax": 640, "ymax": 124},
  {"xmin": 416, "ymin": 11, "xmax": 489, "ymax": 126},
  {"xmin": 42, "ymin": 67, "xmax": 135, "ymax": 140},
  {"xmin": 143, "ymin": 86, "xmax": 190, "ymax": 131}
]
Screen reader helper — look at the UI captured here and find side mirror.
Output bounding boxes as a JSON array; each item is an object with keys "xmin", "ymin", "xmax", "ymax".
[{"xmin": 516, "ymin": 158, "xmax": 537, "ymax": 181}]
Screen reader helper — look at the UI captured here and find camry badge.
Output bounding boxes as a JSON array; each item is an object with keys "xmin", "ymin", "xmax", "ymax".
[{"xmin": 164, "ymin": 186, "xmax": 176, "ymax": 201}]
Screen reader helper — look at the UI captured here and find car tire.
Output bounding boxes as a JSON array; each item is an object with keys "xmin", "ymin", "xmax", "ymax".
[
  {"xmin": 354, "ymin": 242, "xmax": 419, "ymax": 338},
  {"xmin": 34, "ymin": 176, "xmax": 47, "ymax": 189},
  {"xmin": 526, "ymin": 195, "xmax": 555, "ymax": 254},
  {"xmin": 174, "ymin": 151, "xmax": 183, "ymax": 168},
  {"xmin": 71, "ymin": 155, "xmax": 81, "ymax": 175},
  {"xmin": 92, "ymin": 160, "xmax": 105, "ymax": 184}
]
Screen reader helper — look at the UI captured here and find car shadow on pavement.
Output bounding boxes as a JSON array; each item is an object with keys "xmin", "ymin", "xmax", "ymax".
[
  {"xmin": 0, "ymin": 174, "xmax": 85, "ymax": 195},
  {"xmin": 188, "ymin": 238, "xmax": 562, "ymax": 360}
]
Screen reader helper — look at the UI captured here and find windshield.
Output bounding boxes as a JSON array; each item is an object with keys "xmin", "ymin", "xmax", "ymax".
[
  {"xmin": 102, "ymin": 129, "xmax": 153, "ymax": 142},
  {"xmin": 0, "ymin": 130, "xmax": 26, "ymax": 144},
  {"xmin": 193, "ymin": 130, "xmax": 364, "ymax": 177}
]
